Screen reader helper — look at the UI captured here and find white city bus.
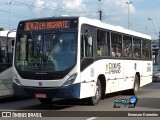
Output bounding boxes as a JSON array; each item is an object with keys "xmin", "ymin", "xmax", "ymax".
[
  {"xmin": 0, "ymin": 30, "xmax": 16, "ymax": 98},
  {"xmin": 12, "ymin": 17, "xmax": 152, "ymax": 105}
]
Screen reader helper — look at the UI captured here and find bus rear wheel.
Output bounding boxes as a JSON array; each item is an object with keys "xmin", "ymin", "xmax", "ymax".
[
  {"xmin": 87, "ymin": 79, "xmax": 102, "ymax": 105},
  {"xmin": 38, "ymin": 98, "xmax": 52, "ymax": 105},
  {"xmin": 128, "ymin": 75, "xmax": 140, "ymax": 95}
]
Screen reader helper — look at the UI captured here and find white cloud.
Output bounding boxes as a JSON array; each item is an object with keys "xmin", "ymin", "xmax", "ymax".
[
  {"xmin": 46, "ymin": 2, "xmax": 57, "ymax": 9},
  {"xmin": 104, "ymin": 0, "xmax": 136, "ymax": 14},
  {"xmin": 62, "ymin": 0, "xmax": 86, "ymax": 11},
  {"xmin": 35, "ymin": 0, "xmax": 44, "ymax": 8},
  {"xmin": 33, "ymin": 0, "xmax": 57, "ymax": 12}
]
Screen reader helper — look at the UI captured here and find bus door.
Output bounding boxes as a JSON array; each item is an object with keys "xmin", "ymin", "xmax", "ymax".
[{"xmin": 80, "ymin": 26, "xmax": 96, "ymax": 98}]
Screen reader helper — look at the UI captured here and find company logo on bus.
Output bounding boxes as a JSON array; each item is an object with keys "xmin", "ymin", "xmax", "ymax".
[
  {"xmin": 39, "ymin": 82, "xmax": 42, "ymax": 87},
  {"xmin": 106, "ymin": 63, "xmax": 121, "ymax": 74}
]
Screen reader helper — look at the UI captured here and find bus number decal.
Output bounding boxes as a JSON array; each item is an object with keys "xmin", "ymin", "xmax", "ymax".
[
  {"xmin": 17, "ymin": 61, "xmax": 28, "ymax": 66},
  {"xmin": 147, "ymin": 63, "xmax": 151, "ymax": 72}
]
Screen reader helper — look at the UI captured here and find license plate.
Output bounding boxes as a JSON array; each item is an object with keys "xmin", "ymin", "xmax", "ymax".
[{"xmin": 35, "ymin": 93, "xmax": 47, "ymax": 98}]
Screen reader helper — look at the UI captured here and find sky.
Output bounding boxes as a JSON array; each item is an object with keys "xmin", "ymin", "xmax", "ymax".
[{"xmin": 0, "ymin": 0, "xmax": 160, "ymax": 40}]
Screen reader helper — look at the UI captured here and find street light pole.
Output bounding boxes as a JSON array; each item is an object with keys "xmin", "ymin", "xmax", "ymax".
[
  {"xmin": 6, "ymin": 1, "xmax": 12, "ymax": 30},
  {"xmin": 126, "ymin": 2, "xmax": 132, "ymax": 29}
]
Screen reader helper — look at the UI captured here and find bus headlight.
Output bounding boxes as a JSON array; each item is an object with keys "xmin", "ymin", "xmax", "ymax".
[
  {"xmin": 62, "ymin": 73, "xmax": 77, "ymax": 87},
  {"xmin": 13, "ymin": 77, "xmax": 21, "ymax": 86}
]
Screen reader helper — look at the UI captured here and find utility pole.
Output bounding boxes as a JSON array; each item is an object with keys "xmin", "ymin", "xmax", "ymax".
[
  {"xmin": 6, "ymin": 1, "xmax": 12, "ymax": 30},
  {"xmin": 98, "ymin": 0, "xmax": 102, "ymax": 21},
  {"xmin": 125, "ymin": 2, "xmax": 132, "ymax": 29},
  {"xmin": 98, "ymin": 10, "xmax": 102, "ymax": 21}
]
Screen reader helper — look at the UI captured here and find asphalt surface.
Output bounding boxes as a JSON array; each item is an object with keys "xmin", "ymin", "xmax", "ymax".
[{"xmin": 0, "ymin": 81, "xmax": 160, "ymax": 120}]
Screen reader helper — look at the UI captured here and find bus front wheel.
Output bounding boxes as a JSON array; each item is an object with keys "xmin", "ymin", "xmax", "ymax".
[
  {"xmin": 38, "ymin": 98, "xmax": 52, "ymax": 105},
  {"xmin": 87, "ymin": 79, "xmax": 102, "ymax": 105}
]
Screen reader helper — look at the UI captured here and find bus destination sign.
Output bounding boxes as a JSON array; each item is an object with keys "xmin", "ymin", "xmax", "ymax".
[{"xmin": 25, "ymin": 20, "xmax": 70, "ymax": 31}]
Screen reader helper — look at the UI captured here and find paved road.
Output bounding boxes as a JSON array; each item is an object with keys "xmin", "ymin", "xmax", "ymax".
[{"xmin": 0, "ymin": 82, "xmax": 160, "ymax": 120}]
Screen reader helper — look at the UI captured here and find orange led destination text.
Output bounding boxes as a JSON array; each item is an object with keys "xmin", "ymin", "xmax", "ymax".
[{"xmin": 25, "ymin": 21, "xmax": 69, "ymax": 30}]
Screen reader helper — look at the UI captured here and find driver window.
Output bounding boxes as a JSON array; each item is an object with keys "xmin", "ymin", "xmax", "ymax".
[{"xmin": 85, "ymin": 35, "xmax": 93, "ymax": 57}]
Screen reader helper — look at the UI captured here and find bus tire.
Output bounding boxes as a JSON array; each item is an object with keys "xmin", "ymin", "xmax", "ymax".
[
  {"xmin": 38, "ymin": 98, "xmax": 52, "ymax": 105},
  {"xmin": 128, "ymin": 75, "xmax": 140, "ymax": 95},
  {"xmin": 87, "ymin": 79, "xmax": 102, "ymax": 105}
]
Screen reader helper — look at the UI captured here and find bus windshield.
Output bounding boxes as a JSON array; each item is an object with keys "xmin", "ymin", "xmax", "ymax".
[{"xmin": 15, "ymin": 32, "xmax": 77, "ymax": 72}]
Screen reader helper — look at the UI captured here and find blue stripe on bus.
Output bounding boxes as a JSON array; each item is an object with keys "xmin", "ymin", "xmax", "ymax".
[{"xmin": 13, "ymin": 83, "xmax": 80, "ymax": 99}]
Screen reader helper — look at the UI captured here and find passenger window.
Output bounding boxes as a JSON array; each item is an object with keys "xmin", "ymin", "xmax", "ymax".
[
  {"xmin": 111, "ymin": 33, "xmax": 122, "ymax": 57},
  {"xmin": 133, "ymin": 38, "xmax": 141, "ymax": 58},
  {"xmin": 123, "ymin": 35, "xmax": 132, "ymax": 58},
  {"xmin": 0, "ymin": 40, "xmax": 8, "ymax": 63},
  {"xmin": 142, "ymin": 40, "xmax": 150, "ymax": 59},
  {"xmin": 0, "ymin": 38, "xmax": 11, "ymax": 72},
  {"xmin": 97, "ymin": 30, "xmax": 110, "ymax": 56},
  {"xmin": 148, "ymin": 41, "xmax": 152, "ymax": 59}
]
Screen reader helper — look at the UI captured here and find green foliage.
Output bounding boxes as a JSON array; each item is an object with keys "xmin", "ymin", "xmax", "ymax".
[{"xmin": 0, "ymin": 28, "xmax": 4, "ymax": 31}]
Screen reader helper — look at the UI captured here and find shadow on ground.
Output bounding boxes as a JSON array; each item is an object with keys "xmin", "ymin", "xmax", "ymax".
[
  {"xmin": 142, "ymin": 82, "xmax": 160, "ymax": 89},
  {"xmin": 0, "ymin": 97, "xmax": 29, "ymax": 103},
  {"xmin": 136, "ymin": 98, "xmax": 160, "ymax": 109},
  {"xmin": 18, "ymin": 92, "xmax": 122, "ymax": 110},
  {"xmin": 18, "ymin": 99, "xmax": 90, "ymax": 110}
]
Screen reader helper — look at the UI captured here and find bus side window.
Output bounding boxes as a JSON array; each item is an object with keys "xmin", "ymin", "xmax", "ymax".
[
  {"xmin": 133, "ymin": 38, "xmax": 141, "ymax": 58},
  {"xmin": 81, "ymin": 34, "xmax": 93, "ymax": 58},
  {"xmin": 97, "ymin": 30, "xmax": 110, "ymax": 57},
  {"xmin": 142, "ymin": 40, "xmax": 150, "ymax": 59},
  {"xmin": 148, "ymin": 41, "xmax": 152, "ymax": 59},
  {"xmin": 81, "ymin": 35, "xmax": 84, "ymax": 59},
  {"xmin": 0, "ymin": 41, "xmax": 7, "ymax": 63},
  {"xmin": 85, "ymin": 35, "xmax": 93, "ymax": 57},
  {"xmin": 111, "ymin": 33, "xmax": 122, "ymax": 57},
  {"xmin": 0, "ymin": 48, "xmax": 5, "ymax": 63},
  {"xmin": 123, "ymin": 35, "xmax": 132, "ymax": 58}
]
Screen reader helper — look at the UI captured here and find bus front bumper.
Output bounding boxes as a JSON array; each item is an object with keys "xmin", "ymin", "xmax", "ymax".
[{"xmin": 13, "ymin": 83, "xmax": 80, "ymax": 99}]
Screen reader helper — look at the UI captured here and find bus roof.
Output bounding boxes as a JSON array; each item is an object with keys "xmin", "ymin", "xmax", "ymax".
[
  {"xmin": 19, "ymin": 16, "xmax": 151, "ymax": 40},
  {"xmin": 0, "ymin": 30, "xmax": 16, "ymax": 38},
  {"xmin": 79, "ymin": 17, "xmax": 151, "ymax": 40}
]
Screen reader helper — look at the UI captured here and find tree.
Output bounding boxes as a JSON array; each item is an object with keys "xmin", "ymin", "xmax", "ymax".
[{"xmin": 0, "ymin": 28, "xmax": 4, "ymax": 31}]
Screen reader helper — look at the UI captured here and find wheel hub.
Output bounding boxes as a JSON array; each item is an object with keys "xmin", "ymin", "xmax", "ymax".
[{"xmin": 95, "ymin": 86, "xmax": 101, "ymax": 101}]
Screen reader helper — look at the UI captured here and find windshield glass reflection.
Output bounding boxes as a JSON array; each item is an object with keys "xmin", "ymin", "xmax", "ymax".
[{"xmin": 15, "ymin": 32, "xmax": 77, "ymax": 72}]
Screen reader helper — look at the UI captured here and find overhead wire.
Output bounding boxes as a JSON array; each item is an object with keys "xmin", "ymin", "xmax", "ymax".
[
  {"xmin": 1, "ymin": 0, "xmax": 158, "ymax": 39},
  {"xmin": 0, "ymin": 9, "xmax": 30, "ymax": 18},
  {"xmin": 11, "ymin": 0, "xmax": 96, "ymax": 14}
]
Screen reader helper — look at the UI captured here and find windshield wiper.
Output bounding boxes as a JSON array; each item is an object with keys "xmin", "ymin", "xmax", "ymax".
[
  {"xmin": 29, "ymin": 31, "xmax": 43, "ymax": 69},
  {"xmin": 46, "ymin": 30, "xmax": 62, "ymax": 59},
  {"xmin": 30, "ymin": 31, "xmax": 41, "ymax": 51}
]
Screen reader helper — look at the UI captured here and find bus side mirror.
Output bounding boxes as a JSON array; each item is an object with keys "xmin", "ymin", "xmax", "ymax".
[{"xmin": 11, "ymin": 40, "xmax": 15, "ymax": 47}]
